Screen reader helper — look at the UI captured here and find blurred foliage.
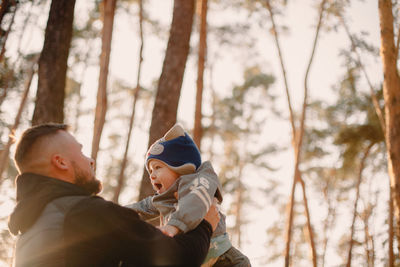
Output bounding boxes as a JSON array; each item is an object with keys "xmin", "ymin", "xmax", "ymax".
[{"xmin": 0, "ymin": 0, "xmax": 398, "ymax": 266}]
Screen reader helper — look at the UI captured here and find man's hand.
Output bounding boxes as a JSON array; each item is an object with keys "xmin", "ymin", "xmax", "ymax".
[
  {"xmin": 204, "ymin": 198, "xmax": 220, "ymax": 231},
  {"xmin": 158, "ymin": 225, "xmax": 181, "ymax": 237}
]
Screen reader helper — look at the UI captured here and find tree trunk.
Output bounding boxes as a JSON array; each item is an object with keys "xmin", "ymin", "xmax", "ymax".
[
  {"xmin": 388, "ymin": 184, "xmax": 394, "ymax": 267},
  {"xmin": 233, "ymin": 161, "xmax": 244, "ymax": 247},
  {"xmin": 346, "ymin": 143, "xmax": 374, "ymax": 267},
  {"xmin": 208, "ymin": 62, "xmax": 217, "ymax": 162},
  {"xmin": 0, "ymin": 56, "xmax": 37, "ymax": 181},
  {"xmin": 265, "ymin": 0, "xmax": 326, "ymax": 265},
  {"xmin": 264, "ymin": 0, "xmax": 296, "ymax": 139},
  {"xmin": 0, "ymin": 68, "xmax": 12, "ymax": 109},
  {"xmin": 263, "ymin": 4, "xmax": 296, "ymax": 263},
  {"xmin": 378, "ymin": 0, "xmax": 400, "ymax": 252},
  {"xmin": 193, "ymin": 0, "xmax": 208, "ymax": 150},
  {"xmin": 32, "ymin": 0, "xmax": 76, "ymax": 125},
  {"xmin": 113, "ymin": 0, "xmax": 144, "ymax": 203},
  {"xmin": 298, "ymin": 1, "xmax": 327, "ymax": 265},
  {"xmin": 362, "ymin": 204, "xmax": 375, "ymax": 267},
  {"xmin": 298, "ymin": 176, "xmax": 317, "ymax": 267},
  {"xmin": 91, "ymin": 0, "xmax": 117, "ymax": 162},
  {"xmin": 320, "ymin": 176, "xmax": 338, "ymax": 267},
  {"xmin": 138, "ymin": 0, "xmax": 195, "ymax": 200}
]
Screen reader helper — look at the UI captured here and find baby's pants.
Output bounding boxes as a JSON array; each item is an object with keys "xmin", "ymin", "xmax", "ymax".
[{"xmin": 203, "ymin": 246, "xmax": 251, "ymax": 267}]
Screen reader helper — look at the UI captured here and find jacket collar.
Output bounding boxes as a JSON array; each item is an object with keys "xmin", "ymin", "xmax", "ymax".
[{"xmin": 8, "ymin": 173, "xmax": 90, "ymax": 235}]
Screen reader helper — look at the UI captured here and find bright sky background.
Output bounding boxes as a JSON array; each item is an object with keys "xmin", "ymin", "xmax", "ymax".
[
  {"xmin": 78, "ymin": 1, "xmax": 383, "ymax": 266},
  {"xmin": 1, "ymin": 1, "xmax": 385, "ymax": 266}
]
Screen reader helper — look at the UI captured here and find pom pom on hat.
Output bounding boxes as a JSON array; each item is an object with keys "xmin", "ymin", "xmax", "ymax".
[{"xmin": 146, "ymin": 123, "xmax": 201, "ymax": 175}]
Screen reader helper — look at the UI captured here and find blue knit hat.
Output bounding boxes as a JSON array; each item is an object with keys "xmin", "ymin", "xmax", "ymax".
[{"xmin": 146, "ymin": 123, "xmax": 201, "ymax": 175}]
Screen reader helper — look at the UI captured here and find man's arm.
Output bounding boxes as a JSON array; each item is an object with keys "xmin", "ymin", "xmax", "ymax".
[{"xmin": 64, "ymin": 196, "xmax": 214, "ymax": 267}]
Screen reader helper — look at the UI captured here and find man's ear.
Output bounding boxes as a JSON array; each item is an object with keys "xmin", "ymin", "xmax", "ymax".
[{"xmin": 51, "ymin": 154, "xmax": 69, "ymax": 170}]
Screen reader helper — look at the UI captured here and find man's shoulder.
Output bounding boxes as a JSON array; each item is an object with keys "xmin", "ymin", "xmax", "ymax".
[
  {"xmin": 66, "ymin": 195, "xmax": 140, "ymax": 220},
  {"xmin": 68, "ymin": 196, "xmax": 116, "ymax": 212}
]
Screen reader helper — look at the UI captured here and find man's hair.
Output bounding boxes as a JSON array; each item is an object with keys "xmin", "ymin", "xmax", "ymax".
[{"xmin": 14, "ymin": 123, "xmax": 68, "ymax": 170}]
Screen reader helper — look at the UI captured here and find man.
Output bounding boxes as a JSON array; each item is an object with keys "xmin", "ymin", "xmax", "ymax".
[{"xmin": 8, "ymin": 123, "xmax": 219, "ymax": 267}]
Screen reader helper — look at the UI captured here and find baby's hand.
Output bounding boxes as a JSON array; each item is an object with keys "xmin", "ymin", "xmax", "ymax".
[{"xmin": 158, "ymin": 225, "xmax": 181, "ymax": 237}]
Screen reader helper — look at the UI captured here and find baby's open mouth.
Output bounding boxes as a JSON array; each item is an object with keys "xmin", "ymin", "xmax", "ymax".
[{"xmin": 154, "ymin": 183, "xmax": 162, "ymax": 191}]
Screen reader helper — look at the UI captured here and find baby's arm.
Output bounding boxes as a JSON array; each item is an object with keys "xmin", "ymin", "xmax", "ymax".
[
  {"xmin": 125, "ymin": 196, "xmax": 160, "ymax": 221},
  {"xmin": 158, "ymin": 225, "xmax": 181, "ymax": 237},
  {"xmin": 167, "ymin": 161, "xmax": 222, "ymax": 233}
]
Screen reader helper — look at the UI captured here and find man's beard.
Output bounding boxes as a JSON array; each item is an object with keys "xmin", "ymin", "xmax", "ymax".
[{"xmin": 72, "ymin": 161, "xmax": 102, "ymax": 195}]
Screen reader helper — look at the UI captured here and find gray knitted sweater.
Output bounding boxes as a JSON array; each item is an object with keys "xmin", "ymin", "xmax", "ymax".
[{"xmin": 127, "ymin": 161, "xmax": 226, "ymax": 238}]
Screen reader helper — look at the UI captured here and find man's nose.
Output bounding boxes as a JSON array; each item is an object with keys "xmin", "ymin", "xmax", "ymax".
[{"xmin": 150, "ymin": 173, "xmax": 156, "ymax": 180}]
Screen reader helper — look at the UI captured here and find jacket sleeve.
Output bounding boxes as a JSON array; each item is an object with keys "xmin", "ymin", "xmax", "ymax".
[
  {"xmin": 64, "ymin": 196, "xmax": 212, "ymax": 267},
  {"xmin": 167, "ymin": 161, "xmax": 222, "ymax": 233},
  {"xmin": 125, "ymin": 196, "xmax": 160, "ymax": 221}
]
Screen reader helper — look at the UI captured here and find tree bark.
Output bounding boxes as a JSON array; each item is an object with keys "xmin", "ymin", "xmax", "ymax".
[
  {"xmin": 113, "ymin": 0, "xmax": 144, "ymax": 203},
  {"xmin": 91, "ymin": 0, "xmax": 117, "ymax": 162},
  {"xmin": 0, "ymin": 68, "xmax": 12, "ymax": 108},
  {"xmin": 138, "ymin": 0, "xmax": 195, "ymax": 200},
  {"xmin": 388, "ymin": 184, "xmax": 394, "ymax": 267},
  {"xmin": 193, "ymin": 0, "xmax": 208, "ymax": 150},
  {"xmin": 378, "ymin": 0, "xmax": 400, "ymax": 252},
  {"xmin": 32, "ymin": 0, "xmax": 76, "ymax": 125}
]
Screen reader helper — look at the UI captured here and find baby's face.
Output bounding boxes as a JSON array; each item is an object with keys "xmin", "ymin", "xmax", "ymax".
[{"xmin": 148, "ymin": 159, "xmax": 179, "ymax": 194}]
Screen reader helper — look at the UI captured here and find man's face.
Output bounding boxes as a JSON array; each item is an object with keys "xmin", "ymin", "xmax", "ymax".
[
  {"xmin": 60, "ymin": 131, "xmax": 102, "ymax": 195},
  {"xmin": 72, "ymin": 161, "xmax": 102, "ymax": 195},
  {"xmin": 148, "ymin": 159, "xmax": 179, "ymax": 194}
]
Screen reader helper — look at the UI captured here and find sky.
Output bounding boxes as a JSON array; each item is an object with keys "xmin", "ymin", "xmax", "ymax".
[
  {"xmin": 78, "ymin": 1, "xmax": 384, "ymax": 266},
  {"xmin": 1, "ymin": 0, "xmax": 385, "ymax": 266}
]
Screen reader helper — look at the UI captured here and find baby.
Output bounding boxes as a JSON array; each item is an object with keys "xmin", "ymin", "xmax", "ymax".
[{"xmin": 128, "ymin": 124, "xmax": 250, "ymax": 266}]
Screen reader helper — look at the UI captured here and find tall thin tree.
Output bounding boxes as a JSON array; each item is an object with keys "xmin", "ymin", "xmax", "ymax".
[
  {"xmin": 378, "ymin": 0, "xmax": 400, "ymax": 252},
  {"xmin": 138, "ymin": 0, "xmax": 196, "ymax": 200},
  {"xmin": 337, "ymin": 9, "xmax": 394, "ymax": 265},
  {"xmin": 346, "ymin": 142, "xmax": 374, "ymax": 267},
  {"xmin": 91, "ymin": 0, "xmax": 117, "ymax": 162},
  {"xmin": 193, "ymin": 0, "xmax": 208, "ymax": 149},
  {"xmin": 264, "ymin": 0, "xmax": 327, "ymax": 266},
  {"xmin": 113, "ymin": 0, "xmax": 144, "ymax": 203},
  {"xmin": 32, "ymin": 0, "xmax": 76, "ymax": 125}
]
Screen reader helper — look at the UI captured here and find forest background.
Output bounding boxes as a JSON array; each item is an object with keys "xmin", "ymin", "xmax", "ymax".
[{"xmin": 0, "ymin": 0, "xmax": 400, "ymax": 266}]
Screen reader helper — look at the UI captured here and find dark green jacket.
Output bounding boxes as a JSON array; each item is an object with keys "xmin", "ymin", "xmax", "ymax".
[{"xmin": 9, "ymin": 173, "xmax": 213, "ymax": 267}]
